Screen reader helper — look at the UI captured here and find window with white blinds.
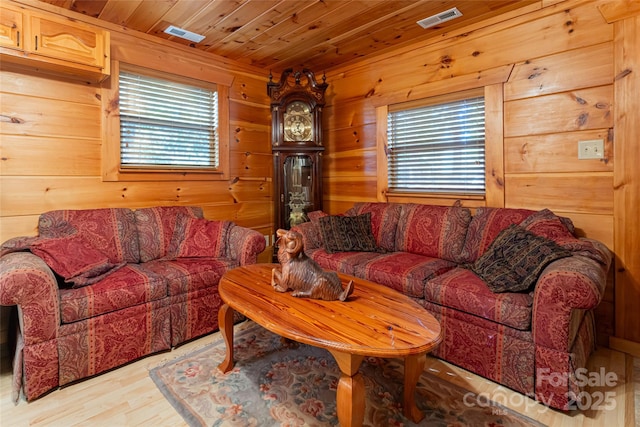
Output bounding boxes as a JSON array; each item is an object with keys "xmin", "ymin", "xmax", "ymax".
[
  {"xmin": 119, "ymin": 70, "xmax": 219, "ymax": 169},
  {"xmin": 387, "ymin": 95, "xmax": 486, "ymax": 195}
]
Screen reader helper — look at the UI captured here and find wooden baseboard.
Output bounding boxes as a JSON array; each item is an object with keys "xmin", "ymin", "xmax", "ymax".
[{"xmin": 609, "ymin": 336, "xmax": 640, "ymax": 358}]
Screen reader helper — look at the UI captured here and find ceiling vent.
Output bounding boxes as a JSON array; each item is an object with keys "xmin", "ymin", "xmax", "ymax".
[
  {"xmin": 164, "ymin": 25, "xmax": 206, "ymax": 43},
  {"xmin": 417, "ymin": 7, "xmax": 463, "ymax": 29}
]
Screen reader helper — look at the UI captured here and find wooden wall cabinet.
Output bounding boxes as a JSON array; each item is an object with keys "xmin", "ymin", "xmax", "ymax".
[
  {"xmin": 0, "ymin": 6, "xmax": 22, "ymax": 49},
  {"xmin": 0, "ymin": 4, "xmax": 109, "ymax": 82}
]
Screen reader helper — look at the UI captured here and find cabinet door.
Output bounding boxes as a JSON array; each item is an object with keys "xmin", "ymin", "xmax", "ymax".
[
  {"xmin": 0, "ymin": 7, "xmax": 23, "ymax": 50},
  {"xmin": 30, "ymin": 14, "xmax": 106, "ymax": 68}
]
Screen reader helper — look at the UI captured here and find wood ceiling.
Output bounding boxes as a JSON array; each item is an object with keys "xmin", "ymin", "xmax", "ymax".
[{"xmin": 36, "ymin": 0, "xmax": 538, "ymax": 73}]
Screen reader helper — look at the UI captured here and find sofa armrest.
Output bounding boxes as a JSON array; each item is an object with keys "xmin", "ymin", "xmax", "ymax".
[
  {"xmin": 532, "ymin": 251, "xmax": 610, "ymax": 351},
  {"xmin": 226, "ymin": 225, "xmax": 266, "ymax": 266},
  {"xmin": 1, "ymin": 236, "xmax": 39, "ymax": 257},
  {"xmin": 0, "ymin": 252, "xmax": 61, "ymax": 345}
]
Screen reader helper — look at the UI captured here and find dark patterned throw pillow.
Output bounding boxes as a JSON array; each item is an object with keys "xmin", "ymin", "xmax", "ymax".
[
  {"xmin": 318, "ymin": 212, "xmax": 381, "ymax": 254},
  {"xmin": 470, "ymin": 224, "xmax": 572, "ymax": 293}
]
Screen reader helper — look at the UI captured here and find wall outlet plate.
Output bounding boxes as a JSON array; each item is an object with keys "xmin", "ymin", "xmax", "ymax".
[{"xmin": 578, "ymin": 139, "xmax": 604, "ymax": 159}]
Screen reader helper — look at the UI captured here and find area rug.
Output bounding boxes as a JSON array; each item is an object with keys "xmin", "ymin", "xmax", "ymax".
[{"xmin": 150, "ymin": 321, "xmax": 545, "ymax": 427}]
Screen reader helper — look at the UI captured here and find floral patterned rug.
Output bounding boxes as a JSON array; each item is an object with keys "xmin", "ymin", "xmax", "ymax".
[{"xmin": 149, "ymin": 321, "xmax": 545, "ymax": 427}]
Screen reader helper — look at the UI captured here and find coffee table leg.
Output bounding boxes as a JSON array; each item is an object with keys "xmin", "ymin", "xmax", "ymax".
[
  {"xmin": 217, "ymin": 303, "xmax": 235, "ymax": 373},
  {"xmin": 329, "ymin": 350, "xmax": 365, "ymax": 427},
  {"xmin": 403, "ymin": 353, "xmax": 426, "ymax": 422}
]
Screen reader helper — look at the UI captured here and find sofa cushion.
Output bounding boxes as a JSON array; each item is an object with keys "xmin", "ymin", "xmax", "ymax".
[
  {"xmin": 308, "ymin": 210, "xmax": 329, "ymax": 222},
  {"xmin": 142, "ymin": 258, "xmax": 235, "ymax": 296},
  {"xmin": 39, "ymin": 208, "xmax": 140, "ymax": 263},
  {"xmin": 518, "ymin": 209, "xmax": 577, "ymax": 243},
  {"xmin": 30, "ymin": 234, "xmax": 124, "ymax": 288},
  {"xmin": 166, "ymin": 216, "xmax": 232, "ymax": 259},
  {"xmin": 318, "ymin": 213, "xmax": 381, "ymax": 253},
  {"xmin": 425, "ymin": 267, "xmax": 534, "ymax": 330},
  {"xmin": 460, "ymin": 207, "xmax": 536, "ymax": 263},
  {"xmin": 135, "ymin": 206, "xmax": 204, "ymax": 262},
  {"xmin": 305, "ymin": 248, "xmax": 383, "ymax": 276},
  {"xmin": 345, "ymin": 203, "xmax": 402, "ymax": 252},
  {"xmin": 59, "ymin": 264, "xmax": 167, "ymax": 324},
  {"xmin": 519, "ymin": 209, "xmax": 609, "ymax": 264},
  {"xmin": 395, "ymin": 203, "xmax": 472, "ymax": 262},
  {"xmin": 291, "ymin": 221, "xmax": 323, "ymax": 250},
  {"xmin": 353, "ymin": 252, "xmax": 456, "ymax": 298},
  {"xmin": 470, "ymin": 225, "xmax": 572, "ymax": 293},
  {"xmin": 291, "ymin": 210, "xmax": 331, "ymax": 250}
]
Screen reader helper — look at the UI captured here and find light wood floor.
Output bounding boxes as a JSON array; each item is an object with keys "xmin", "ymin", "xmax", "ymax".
[{"xmin": 0, "ymin": 323, "xmax": 636, "ymax": 427}]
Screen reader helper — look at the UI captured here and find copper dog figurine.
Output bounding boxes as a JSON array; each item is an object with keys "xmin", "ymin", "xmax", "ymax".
[{"xmin": 271, "ymin": 228, "xmax": 354, "ymax": 301}]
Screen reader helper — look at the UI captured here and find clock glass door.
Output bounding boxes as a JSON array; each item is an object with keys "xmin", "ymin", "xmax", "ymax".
[{"xmin": 283, "ymin": 154, "xmax": 313, "ymax": 228}]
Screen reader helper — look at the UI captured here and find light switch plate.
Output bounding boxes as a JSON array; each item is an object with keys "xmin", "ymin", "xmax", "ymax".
[{"xmin": 578, "ymin": 139, "xmax": 604, "ymax": 159}]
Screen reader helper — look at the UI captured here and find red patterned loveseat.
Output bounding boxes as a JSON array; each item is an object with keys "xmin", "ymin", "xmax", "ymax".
[
  {"xmin": 0, "ymin": 206, "xmax": 266, "ymax": 402},
  {"xmin": 293, "ymin": 202, "xmax": 611, "ymax": 410}
]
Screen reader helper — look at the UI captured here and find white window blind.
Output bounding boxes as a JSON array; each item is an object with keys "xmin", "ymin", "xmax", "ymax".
[
  {"xmin": 119, "ymin": 70, "xmax": 218, "ymax": 169},
  {"xmin": 387, "ymin": 96, "xmax": 485, "ymax": 195}
]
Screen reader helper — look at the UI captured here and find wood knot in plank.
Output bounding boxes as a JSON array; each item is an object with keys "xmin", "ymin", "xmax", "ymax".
[
  {"xmin": 576, "ymin": 113, "xmax": 589, "ymax": 127},
  {"xmin": 528, "ymin": 67, "xmax": 547, "ymax": 80},
  {"xmin": 520, "ymin": 142, "xmax": 529, "ymax": 160},
  {"xmin": 491, "ymin": 169, "xmax": 504, "ymax": 187},
  {"xmin": 105, "ymin": 97, "xmax": 119, "ymax": 115},
  {"xmin": 574, "ymin": 95, "xmax": 587, "ymax": 105},
  {"xmin": 0, "ymin": 115, "xmax": 24, "ymax": 123},
  {"xmin": 615, "ymin": 69, "xmax": 632, "ymax": 81},
  {"xmin": 440, "ymin": 55, "xmax": 453, "ymax": 68}
]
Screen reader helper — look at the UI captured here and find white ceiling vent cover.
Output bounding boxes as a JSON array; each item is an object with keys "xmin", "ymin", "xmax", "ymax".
[
  {"xmin": 164, "ymin": 25, "xmax": 206, "ymax": 43},
  {"xmin": 417, "ymin": 7, "xmax": 463, "ymax": 29}
]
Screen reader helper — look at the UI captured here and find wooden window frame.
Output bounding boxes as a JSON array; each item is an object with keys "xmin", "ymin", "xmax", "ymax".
[
  {"xmin": 376, "ymin": 81, "xmax": 505, "ymax": 208},
  {"xmin": 386, "ymin": 88, "xmax": 486, "ymax": 197},
  {"xmin": 102, "ymin": 60, "xmax": 230, "ymax": 182}
]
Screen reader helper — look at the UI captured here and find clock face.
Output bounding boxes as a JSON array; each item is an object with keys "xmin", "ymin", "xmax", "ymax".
[{"xmin": 284, "ymin": 101, "xmax": 313, "ymax": 141}]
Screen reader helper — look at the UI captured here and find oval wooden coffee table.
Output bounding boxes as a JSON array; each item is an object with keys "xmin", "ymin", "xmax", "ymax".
[{"xmin": 217, "ymin": 263, "xmax": 442, "ymax": 427}]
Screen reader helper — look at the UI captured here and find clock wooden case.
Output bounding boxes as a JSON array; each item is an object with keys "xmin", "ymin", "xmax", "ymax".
[{"xmin": 268, "ymin": 68, "xmax": 328, "ymax": 237}]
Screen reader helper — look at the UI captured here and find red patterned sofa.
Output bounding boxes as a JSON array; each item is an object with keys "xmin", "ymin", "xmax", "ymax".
[
  {"xmin": 0, "ymin": 206, "xmax": 266, "ymax": 402},
  {"xmin": 293, "ymin": 202, "xmax": 611, "ymax": 410}
]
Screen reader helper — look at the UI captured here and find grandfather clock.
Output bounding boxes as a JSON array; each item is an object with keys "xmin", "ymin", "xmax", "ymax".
[{"xmin": 268, "ymin": 68, "xmax": 328, "ymax": 237}]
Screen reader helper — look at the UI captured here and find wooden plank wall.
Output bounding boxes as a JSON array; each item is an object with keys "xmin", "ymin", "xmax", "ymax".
[
  {"xmin": 607, "ymin": 3, "xmax": 640, "ymax": 356},
  {"xmin": 0, "ymin": 2, "xmax": 272, "ymax": 343},
  {"xmin": 322, "ymin": 0, "xmax": 618, "ymax": 346},
  {"xmin": 0, "ymin": 4, "xmax": 272, "ymax": 240}
]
